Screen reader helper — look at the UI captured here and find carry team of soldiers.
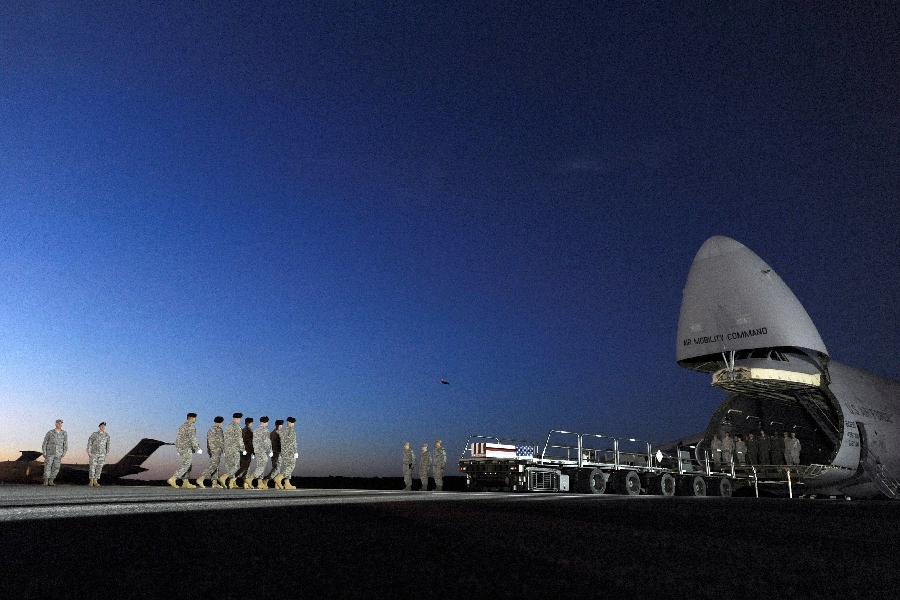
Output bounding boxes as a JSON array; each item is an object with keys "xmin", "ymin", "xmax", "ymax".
[
  {"xmin": 166, "ymin": 413, "xmax": 300, "ymax": 490},
  {"xmin": 708, "ymin": 429, "xmax": 802, "ymax": 468},
  {"xmin": 401, "ymin": 439, "xmax": 447, "ymax": 491}
]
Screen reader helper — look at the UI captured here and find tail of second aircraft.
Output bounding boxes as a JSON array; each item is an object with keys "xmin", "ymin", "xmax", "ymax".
[{"xmin": 103, "ymin": 438, "xmax": 170, "ymax": 477}]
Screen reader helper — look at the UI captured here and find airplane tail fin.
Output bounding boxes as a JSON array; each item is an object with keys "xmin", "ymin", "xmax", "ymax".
[
  {"xmin": 16, "ymin": 451, "xmax": 43, "ymax": 462},
  {"xmin": 676, "ymin": 236, "xmax": 828, "ymax": 371},
  {"xmin": 104, "ymin": 438, "xmax": 170, "ymax": 477}
]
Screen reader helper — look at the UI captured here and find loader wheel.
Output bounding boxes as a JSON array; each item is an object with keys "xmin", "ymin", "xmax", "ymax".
[
  {"xmin": 614, "ymin": 470, "xmax": 642, "ymax": 495},
  {"xmin": 647, "ymin": 473, "xmax": 676, "ymax": 496},
  {"xmin": 677, "ymin": 475, "xmax": 707, "ymax": 497}
]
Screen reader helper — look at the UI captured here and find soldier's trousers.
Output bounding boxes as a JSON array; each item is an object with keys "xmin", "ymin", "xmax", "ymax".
[
  {"xmin": 225, "ymin": 451, "xmax": 242, "ymax": 477},
  {"xmin": 433, "ymin": 468, "xmax": 443, "ymax": 490},
  {"xmin": 174, "ymin": 452, "xmax": 193, "ymax": 479},
  {"xmin": 252, "ymin": 457, "xmax": 269, "ymax": 479},
  {"xmin": 89, "ymin": 455, "xmax": 107, "ymax": 479},
  {"xmin": 201, "ymin": 452, "xmax": 223, "ymax": 480},
  {"xmin": 281, "ymin": 455, "xmax": 296, "ymax": 479},
  {"xmin": 45, "ymin": 455, "xmax": 62, "ymax": 480},
  {"xmin": 235, "ymin": 453, "xmax": 252, "ymax": 478},
  {"xmin": 419, "ymin": 468, "xmax": 429, "ymax": 490},
  {"xmin": 722, "ymin": 450, "xmax": 733, "ymax": 465},
  {"xmin": 267, "ymin": 455, "xmax": 283, "ymax": 479},
  {"xmin": 403, "ymin": 469, "xmax": 412, "ymax": 490}
]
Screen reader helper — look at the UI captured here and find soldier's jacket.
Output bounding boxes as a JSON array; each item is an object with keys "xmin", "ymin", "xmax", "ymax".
[
  {"xmin": 722, "ymin": 436, "xmax": 734, "ymax": 452},
  {"xmin": 419, "ymin": 450, "xmax": 432, "ymax": 472},
  {"xmin": 433, "ymin": 447, "xmax": 447, "ymax": 469},
  {"xmin": 242, "ymin": 425, "xmax": 254, "ymax": 455},
  {"xmin": 271, "ymin": 429, "xmax": 282, "ymax": 459},
  {"xmin": 403, "ymin": 449, "xmax": 415, "ymax": 472},
  {"xmin": 42, "ymin": 429, "xmax": 68, "ymax": 458},
  {"xmin": 735, "ymin": 440, "xmax": 747, "ymax": 455},
  {"xmin": 175, "ymin": 421, "xmax": 200, "ymax": 454},
  {"xmin": 86, "ymin": 431, "xmax": 110, "ymax": 456},
  {"xmin": 224, "ymin": 422, "xmax": 245, "ymax": 453},
  {"xmin": 280, "ymin": 426, "xmax": 298, "ymax": 455},
  {"xmin": 253, "ymin": 424, "xmax": 272, "ymax": 457},
  {"xmin": 207, "ymin": 426, "xmax": 225, "ymax": 454}
]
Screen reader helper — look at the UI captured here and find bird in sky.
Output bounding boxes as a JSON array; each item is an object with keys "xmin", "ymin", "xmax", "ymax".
[{"xmin": 441, "ymin": 379, "xmax": 450, "ymax": 385}]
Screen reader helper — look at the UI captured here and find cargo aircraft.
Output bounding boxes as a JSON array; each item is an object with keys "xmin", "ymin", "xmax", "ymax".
[
  {"xmin": 0, "ymin": 438, "xmax": 169, "ymax": 484},
  {"xmin": 677, "ymin": 236, "xmax": 899, "ymax": 498}
]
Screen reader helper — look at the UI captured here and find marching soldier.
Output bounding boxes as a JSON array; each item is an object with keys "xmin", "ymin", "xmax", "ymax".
[
  {"xmin": 419, "ymin": 443, "xmax": 432, "ymax": 491},
  {"xmin": 220, "ymin": 413, "xmax": 246, "ymax": 489},
  {"xmin": 402, "ymin": 442, "xmax": 415, "ymax": 491},
  {"xmin": 248, "ymin": 416, "xmax": 273, "ymax": 489},
  {"xmin": 86, "ymin": 422, "xmax": 110, "ymax": 487},
  {"xmin": 275, "ymin": 417, "xmax": 298, "ymax": 490},
  {"xmin": 235, "ymin": 417, "xmax": 254, "ymax": 482},
  {"xmin": 267, "ymin": 420, "xmax": 284, "ymax": 487},
  {"xmin": 722, "ymin": 432, "xmax": 735, "ymax": 466},
  {"xmin": 197, "ymin": 416, "xmax": 225, "ymax": 488},
  {"xmin": 42, "ymin": 419, "xmax": 68, "ymax": 486},
  {"xmin": 167, "ymin": 413, "xmax": 201, "ymax": 488},
  {"xmin": 432, "ymin": 439, "xmax": 447, "ymax": 491}
]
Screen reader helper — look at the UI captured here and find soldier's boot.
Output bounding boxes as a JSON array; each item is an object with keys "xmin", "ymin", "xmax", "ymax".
[
  {"xmin": 244, "ymin": 477, "xmax": 255, "ymax": 489},
  {"xmin": 43, "ymin": 479, "xmax": 50, "ymax": 486},
  {"xmin": 283, "ymin": 478, "xmax": 297, "ymax": 490},
  {"xmin": 435, "ymin": 485, "xmax": 442, "ymax": 491},
  {"xmin": 166, "ymin": 476, "xmax": 179, "ymax": 488},
  {"xmin": 49, "ymin": 478, "xmax": 56, "ymax": 486},
  {"xmin": 273, "ymin": 475, "xmax": 284, "ymax": 489},
  {"xmin": 228, "ymin": 477, "xmax": 239, "ymax": 489},
  {"xmin": 181, "ymin": 479, "xmax": 197, "ymax": 489},
  {"xmin": 257, "ymin": 478, "xmax": 269, "ymax": 489},
  {"xmin": 87, "ymin": 479, "xmax": 93, "ymax": 487},
  {"xmin": 195, "ymin": 477, "xmax": 206, "ymax": 488},
  {"xmin": 217, "ymin": 474, "xmax": 229, "ymax": 488},
  {"xmin": 212, "ymin": 479, "xmax": 224, "ymax": 489}
]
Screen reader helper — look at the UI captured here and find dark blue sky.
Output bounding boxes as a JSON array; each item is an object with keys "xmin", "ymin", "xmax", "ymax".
[{"xmin": 1, "ymin": 2, "xmax": 898, "ymax": 477}]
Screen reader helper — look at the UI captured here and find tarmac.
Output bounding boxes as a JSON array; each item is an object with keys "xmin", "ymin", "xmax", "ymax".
[{"xmin": 0, "ymin": 485, "xmax": 898, "ymax": 599}]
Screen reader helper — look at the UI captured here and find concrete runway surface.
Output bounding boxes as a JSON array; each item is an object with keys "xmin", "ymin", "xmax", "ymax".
[{"xmin": 0, "ymin": 485, "xmax": 897, "ymax": 599}]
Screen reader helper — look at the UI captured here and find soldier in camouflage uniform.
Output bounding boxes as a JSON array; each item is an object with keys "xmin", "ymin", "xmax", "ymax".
[
  {"xmin": 721, "ymin": 432, "xmax": 735, "ymax": 467},
  {"xmin": 220, "ymin": 413, "xmax": 246, "ymax": 489},
  {"xmin": 402, "ymin": 442, "xmax": 415, "ymax": 491},
  {"xmin": 86, "ymin": 422, "xmax": 111, "ymax": 487},
  {"xmin": 42, "ymin": 419, "xmax": 68, "ymax": 486},
  {"xmin": 198, "ymin": 416, "xmax": 225, "ymax": 488},
  {"xmin": 267, "ymin": 420, "xmax": 284, "ymax": 487},
  {"xmin": 235, "ymin": 417, "xmax": 254, "ymax": 482},
  {"xmin": 167, "ymin": 413, "xmax": 201, "ymax": 488},
  {"xmin": 734, "ymin": 435, "xmax": 747, "ymax": 465},
  {"xmin": 248, "ymin": 416, "xmax": 273, "ymax": 489},
  {"xmin": 277, "ymin": 417, "xmax": 299, "ymax": 490},
  {"xmin": 419, "ymin": 443, "xmax": 432, "ymax": 491},
  {"xmin": 757, "ymin": 431, "xmax": 770, "ymax": 466},
  {"xmin": 432, "ymin": 439, "xmax": 447, "ymax": 491}
]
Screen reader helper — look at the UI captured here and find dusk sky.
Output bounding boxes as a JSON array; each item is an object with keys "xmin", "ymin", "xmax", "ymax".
[{"xmin": 2, "ymin": 3, "xmax": 898, "ymax": 479}]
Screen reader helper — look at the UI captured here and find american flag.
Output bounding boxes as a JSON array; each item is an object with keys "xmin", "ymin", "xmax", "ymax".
[
  {"xmin": 516, "ymin": 445, "xmax": 534, "ymax": 458},
  {"xmin": 471, "ymin": 443, "xmax": 517, "ymax": 458}
]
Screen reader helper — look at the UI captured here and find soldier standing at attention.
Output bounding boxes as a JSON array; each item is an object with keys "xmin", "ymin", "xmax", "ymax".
[
  {"xmin": 267, "ymin": 420, "xmax": 284, "ymax": 487},
  {"xmin": 419, "ymin": 443, "xmax": 432, "ymax": 491},
  {"xmin": 42, "ymin": 419, "xmax": 68, "ymax": 486},
  {"xmin": 771, "ymin": 431, "xmax": 784, "ymax": 465},
  {"xmin": 86, "ymin": 422, "xmax": 110, "ymax": 487},
  {"xmin": 276, "ymin": 417, "xmax": 298, "ymax": 490},
  {"xmin": 402, "ymin": 443, "xmax": 415, "ymax": 491},
  {"xmin": 248, "ymin": 416, "xmax": 273, "ymax": 489},
  {"xmin": 782, "ymin": 432, "xmax": 792, "ymax": 466},
  {"xmin": 721, "ymin": 432, "xmax": 735, "ymax": 466},
  {"xmin": 734, "ymin": 435, "xmax": 747, "ymax": 466},
  {"xmin": 197, "ymin": 416, "xmax": 225, "ymax": 488},
  {"xmin": 710, "ymin": 435, "xmax": 722, "ymax": 469},
  {"xmin": 432, "ymin": 439, "xmax": 447, "ymax": 491},
  {"xmin": 745, "ymin": 432, "xmax": 757, "ymax": 466},
  {"xmin": 167, "ymin": 413, "xmax": 201, "ymax": 488},
  {"xmin": 235, "ymin": 417, "xmax": 254, "ymax": 483},
  {"xmin": 757, "ymin": 431, "xmax": 770, "ymax": 466},
  {"xmin": 791, "ymin": 432, "xmax": 802, "ymax": 465},
  {"xmin": 220, "ymin": 413, "xmax": 246, "ymax": 489}
]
